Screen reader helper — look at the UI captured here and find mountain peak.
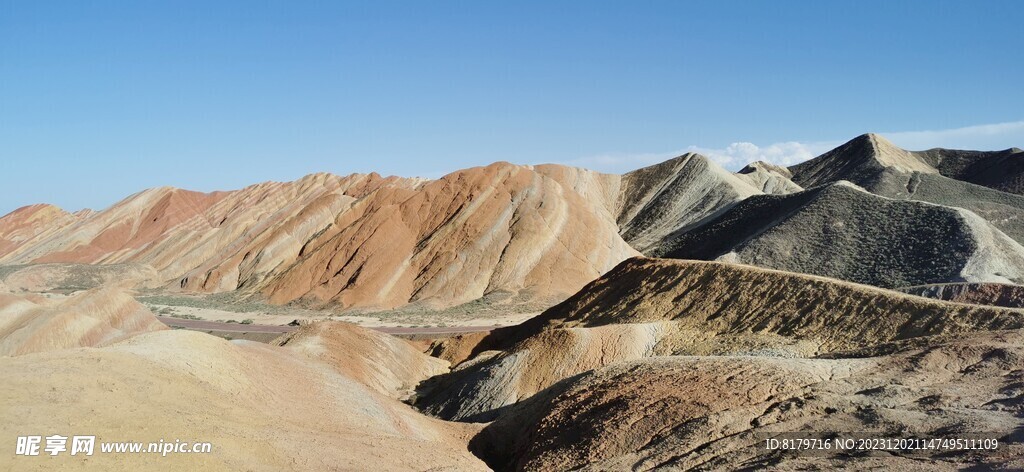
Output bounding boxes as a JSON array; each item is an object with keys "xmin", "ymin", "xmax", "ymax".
[
  {"xmin": 847, "ymin": 132, "xmax": 904, "ymax": 155},
  {"xmin": 789, "ymin": 133, "xmax": 935, "ymax": 187},
  {"xmin": 853, "ymin": 131, "xmax": 889, "ymax": 142},
  {"xmin": 0, "ymin": 203, "xmax": 70, "ymax": 223},
  {"xmin": 855, "ymin": 133, "xmax": 936, "ymax": 173},
  {"xmin": 738, "ymin": 160, "xmax": 792, "ymax": 177}
]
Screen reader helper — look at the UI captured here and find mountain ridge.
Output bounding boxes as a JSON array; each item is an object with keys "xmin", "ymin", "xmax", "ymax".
[
  {"xmin": 3, "ymin": 134, "xmax": 1022, "ymax": 309},
  {"xmin": 656, "ymin": 180, "xmax": 1024, "ymax": 287}
]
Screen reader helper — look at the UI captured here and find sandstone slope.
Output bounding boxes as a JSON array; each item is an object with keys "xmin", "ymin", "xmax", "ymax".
[
  {"xmin": 415, "ymin": 258, "xmax": 1024, "ymax": 421},
  {"xmin": 274, "ymin": 321, "xmax": 450, "ymax": 399},
  {"xmin": 0, "ymin": 329, "xmax": 488, "ymax": 471},
  {"xmin": 0, "ymin": 287, "xmax": 166, "ymax": 356},
  {"xmin": 615, "ymin": 153, "xmax": 762, "ymax": 254}
]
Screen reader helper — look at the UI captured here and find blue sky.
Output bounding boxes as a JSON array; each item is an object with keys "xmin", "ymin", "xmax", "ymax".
[{"xmin": 2, "ymin": 1, "xmax": 1023, "ymax": 215}]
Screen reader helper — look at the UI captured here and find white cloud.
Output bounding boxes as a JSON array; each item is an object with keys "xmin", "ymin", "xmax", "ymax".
[
  {"xmin": 685, "ymin": 141, "xmax": 839, "ymax": 168},
  {"xmin": 554, "ymin": 140, "xmax": 839, "ymax": 174},
  {"xmin": 558, "ymin": 120, "xmax": 1024, "ymax": 174},
  {"xmin": 884, "ymin": 121, "xmax": 1024, "ymax": 151}
]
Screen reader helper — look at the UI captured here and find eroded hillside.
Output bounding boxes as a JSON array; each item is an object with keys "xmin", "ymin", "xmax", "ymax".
[{"xmin": 414, "ymin": 258, "xmax": 1024, "ymax": 421}]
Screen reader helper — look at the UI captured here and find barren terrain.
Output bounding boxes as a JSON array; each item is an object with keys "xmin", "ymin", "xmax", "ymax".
[{"xmin": 2, "ymin": 134, "xmax": 1023, "ymax": 470}]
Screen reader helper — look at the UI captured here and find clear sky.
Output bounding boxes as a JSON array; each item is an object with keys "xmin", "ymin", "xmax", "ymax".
[{"xmin": 2, "ymin": 1, "xmax": 1023, "ymax": 215}]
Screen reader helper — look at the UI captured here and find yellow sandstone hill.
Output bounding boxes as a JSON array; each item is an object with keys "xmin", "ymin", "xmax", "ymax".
[
  {"xmin": 0, "ymin": 287, "xmax": 166, "ymax": 357},
  {"xmin": 274, "ymin": 321, "xmax": 450, "ymax": 399},
  {"xmin": 0, "ymin": 328, "xmax": 488, "ymax": 471}
]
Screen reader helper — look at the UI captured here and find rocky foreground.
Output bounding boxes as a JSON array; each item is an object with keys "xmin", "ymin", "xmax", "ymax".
[{"xmin": 0, "ymin": 321, "xmax": 488, "ymax": 470}]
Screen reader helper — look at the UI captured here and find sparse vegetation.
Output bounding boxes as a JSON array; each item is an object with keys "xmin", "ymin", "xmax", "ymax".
[
  {"xmin": 134, "ymin": 289, "xmax": 547, "ymax": 327},
  {"xmin": 0, "ymin": 263, "xmax": 157, "ymax": 294}
]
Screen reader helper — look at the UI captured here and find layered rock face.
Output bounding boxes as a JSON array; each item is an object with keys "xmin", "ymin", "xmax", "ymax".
[
  {"xmin": 0, "ymin": 166, "xmax": 639, "ymax": 310},
  {"xmin": 255, "ymin": 164, "xmax": 636, "ymax": 309},
  {"xmin": 0, "ymin": 204, "xmax": 79, "ymax": 259}
]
